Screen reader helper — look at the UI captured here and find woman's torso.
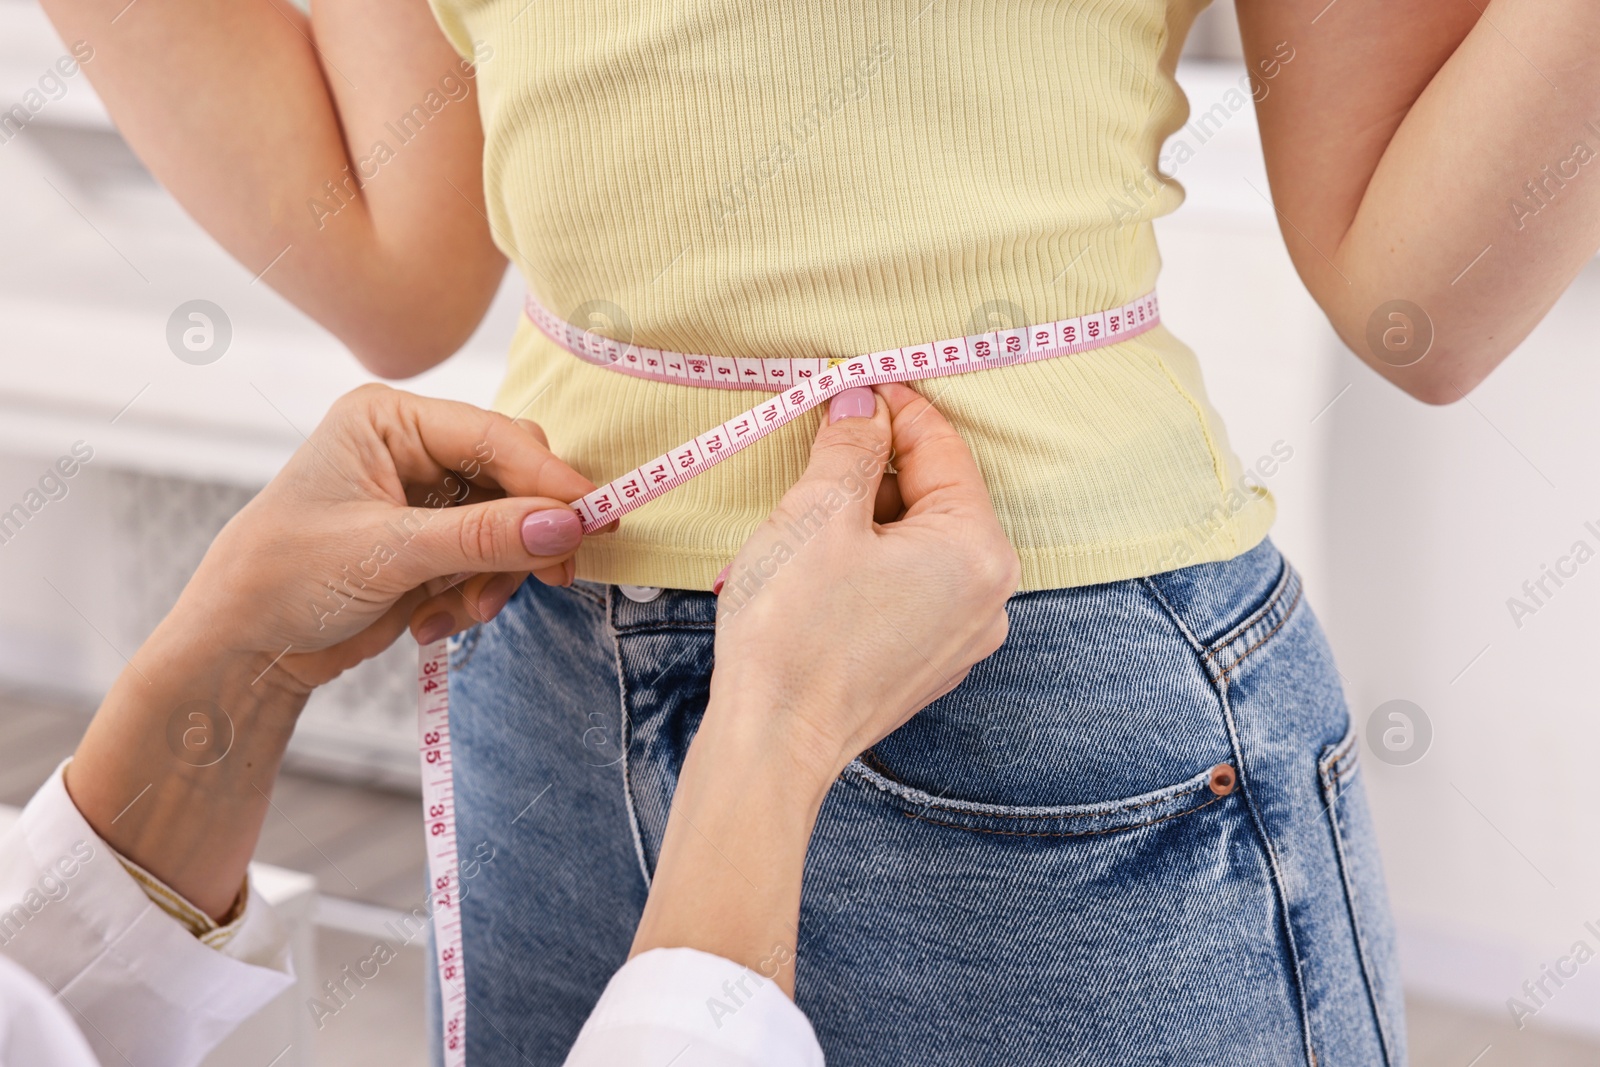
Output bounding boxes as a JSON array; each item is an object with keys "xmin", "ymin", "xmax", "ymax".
[{"xmin": 427, "ymin": 0, "xmax": 1273, "ymax": 590}]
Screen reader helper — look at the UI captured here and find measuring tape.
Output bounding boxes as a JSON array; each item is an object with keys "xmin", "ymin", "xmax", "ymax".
[
  {"xmin": 528, "ymin": 291, "xmax": 1162, "ymax": 532},
  {"xmin": 417, "ymin": 289, "xmax": 1160, "ymax": 1064},
  {"xmin": 418, "ymin": 639, "xmax": 465, "ymax": 1066}
]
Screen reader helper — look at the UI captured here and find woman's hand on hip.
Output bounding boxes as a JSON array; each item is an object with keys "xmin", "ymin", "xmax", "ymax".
[
  {"xmin": 709, "ymin": 381, "xmax": 1020, "ymax": 785},
  {"xmin": 173, "ymin": 383, "xmax": 601, "ymax": 694}
]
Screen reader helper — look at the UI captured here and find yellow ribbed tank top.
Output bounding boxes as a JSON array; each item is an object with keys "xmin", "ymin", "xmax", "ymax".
[{"xmin": 426, "ymin": 0, "xmax": 1273, "ymax": 591}]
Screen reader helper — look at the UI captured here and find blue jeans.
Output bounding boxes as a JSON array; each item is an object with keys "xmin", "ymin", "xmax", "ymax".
[{"xmin": 436, "ymin": 538, "xmax": 1404, "ymax": 1065}]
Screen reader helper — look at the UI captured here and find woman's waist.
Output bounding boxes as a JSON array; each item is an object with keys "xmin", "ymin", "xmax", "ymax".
[
  {"xmin": 498, "ymin": 322, "xmax": 1278, "ymax": 592},
  {"xmin": 515, "ymin": 243, "xmax": 1164, "ymax": 369}
]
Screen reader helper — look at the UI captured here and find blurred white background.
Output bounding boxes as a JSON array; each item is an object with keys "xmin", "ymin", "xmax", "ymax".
[{"xmin": 4, "ymin": 0, "xmax": 1600, "ymax": 1063}]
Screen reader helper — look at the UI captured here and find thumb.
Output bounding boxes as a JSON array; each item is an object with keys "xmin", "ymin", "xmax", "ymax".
[
  {"xmin": 787, "ymin": 387, "xmax": 892, "ymax": 520},
  {"xmin": 392, "ymin": 496, "xmax": 586, "ymax": 584}
]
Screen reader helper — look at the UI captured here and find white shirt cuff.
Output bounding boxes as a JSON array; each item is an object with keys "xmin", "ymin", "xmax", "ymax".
[
  {"xmin": 564, "ymin": 947, "xmax": 825, "ymax": 1067},
  {"xmin": 0, "ymin": 761, "xmax": 295, "ymax": 1067}
]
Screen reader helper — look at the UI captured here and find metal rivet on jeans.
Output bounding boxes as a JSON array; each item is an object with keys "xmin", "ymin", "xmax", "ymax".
[{"xmin": 1208, "ymin": 763, "xmax": 1237, "ymax": 797}]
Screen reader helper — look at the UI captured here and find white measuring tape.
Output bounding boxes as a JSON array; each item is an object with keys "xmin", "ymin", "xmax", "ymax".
[
  {"xmin": 417, "ymin": 639, "xmax": 466, "ymax": 1066},
  {"xmin": 418, "ymin": 289, "xmax": 1160, "ymax": 1064}
]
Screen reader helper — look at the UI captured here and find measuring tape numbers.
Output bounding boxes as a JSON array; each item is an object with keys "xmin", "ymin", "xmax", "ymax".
[
  {"xmin": 418, "ymin": 639, "xmax": 466, "ymax": 1067},
  {"xmin": 418, "ymin": 289, "xmax": 1160, "ymax": 1064},
  {"xmin": 527, "ymin": 291, "xmax": 1161, "ymax": 532}
]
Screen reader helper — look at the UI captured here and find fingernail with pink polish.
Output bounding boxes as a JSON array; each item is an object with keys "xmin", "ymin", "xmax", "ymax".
[
  {"xmin": 712, "ymin": 563, "xmax": 731, "ymax": 595},
  {"xmin": 416, "ymin": 612, "xmax": 454, "ymax": 645},
  {"xmin": 521, "ymin": 509, "xmax": 582, "ymax": 556},
  {"xmin": 828, "ymin": 387, "xmax": 875, "ymax": 424}
]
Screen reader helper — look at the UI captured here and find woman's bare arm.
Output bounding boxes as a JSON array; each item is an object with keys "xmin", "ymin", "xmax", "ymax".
[
  {"xmin": 40, "ymin": 0, "xmax": 504, "ymax": 376},
  {"xmin": 1236, "ymin": 0, "xmax": 1600, "ymax": 403}
]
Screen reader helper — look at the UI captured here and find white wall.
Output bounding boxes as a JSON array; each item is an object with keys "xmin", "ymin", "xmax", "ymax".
[
  {"xmin": 1319, "ymin": 261, "xmax": 1600, "ymax": 1032},
  {"xmin": 1156, "ymin": 63, "xmax": 1600, "ymax": 1037}
]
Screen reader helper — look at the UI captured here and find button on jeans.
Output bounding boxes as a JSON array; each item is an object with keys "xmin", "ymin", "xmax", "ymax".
[{"xmin": 434, "ymin": 538, "xmax": 1404, "ymax": 1066}]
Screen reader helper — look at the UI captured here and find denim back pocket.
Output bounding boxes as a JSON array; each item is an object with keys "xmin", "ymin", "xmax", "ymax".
[
  {"xmin": 1319, "ymin": 728, "xmax": 1405, "ymax": 1066},
  {"xmin": 845, "ymin": 755, "xmax": 1235, "ymax": 838},
  {"xmin": 861, "ymin": 574, "xmax": 1239, "ymax": 814}
]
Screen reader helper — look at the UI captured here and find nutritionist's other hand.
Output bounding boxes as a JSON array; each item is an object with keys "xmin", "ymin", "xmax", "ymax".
[
  {"xmin": 710, "ymin": 381, "xmax": 1020, "ymax": 787},
  {"xmin": 632, "ymin": 382, "xmax": 1018, "ymax": 993},
  {"xmin": 174, "ymin": 383, "xmax": 600, "ymax": 694},
  {"xmin": 67, "ymin": 384, "xmax": 601, "ymax": 918}
]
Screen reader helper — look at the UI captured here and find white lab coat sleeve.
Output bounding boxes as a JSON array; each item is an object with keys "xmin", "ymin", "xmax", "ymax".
[
  {"xmin": 0, "ymin": 763, "xmax": 295, "ymax": 1067},
  {"xmin": 0, "ymin": 953, "xmax": 99, "ymax": 1067},
  {"xmin": 563, "ymin": 947, "xmax": 825, "ymax": 1067}
]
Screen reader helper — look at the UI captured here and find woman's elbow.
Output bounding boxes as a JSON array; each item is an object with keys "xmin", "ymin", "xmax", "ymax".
[
  {"xmin": 1393, "ymin": 372, "xmax": 1471, "ymax": 407},
  {"xmin": 1327, "ymin": 305, "xmax": 1506, "ymax": 407},
  {"xmin": 342, "ymin": 310, "xmax": 485, "ymax": 380},
  {"xmin": 1355, "ymin": 343, "xmax": 1501, "ymax": 407},
  {"xmin": 336, "ymin": 261, "xmax": 505, "ymax": 379},
  {"xmin": 351, "ymin": 342, "xmax": 451, "ymax": 381}
]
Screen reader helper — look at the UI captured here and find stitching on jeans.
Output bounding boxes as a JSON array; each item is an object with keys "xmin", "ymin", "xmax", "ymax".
[
  {"xmin": 856, "ymin": 751, "xmax": 1211, "ymax": 820},
  {"xmin": 1174, "ymin": 566, "xmax": 1316, "ymax": 1066},
  {"xmin": 609, "ymin": 591, "xmax": 717, "ymax": 635},
  {"xmin": 604, "ymin": 585, "xmax": 654, "ymax": 890},
  {"xmin": 611, "ymin": 622, "xmax": 717, "ymax": 637},
  {"xmin": 1216, "ymin": 679, "xmax": 1316, "ymax": 1066},
  {"xmin": 1319, "ymin": 729, "xmax": 1359, "ymax": 777},
  {"xmin": 1215, "ymin": 581, "xmax": 1304, "ymax": 683},
  {"xmin": 449, "ymin": 624, "xmax": 484, "ymax": 672},
  {"xmin": 1317, "ymin": 739, "xmax": 1395, "ymax": 1066},
  {"xmin": 901, "ymin": 792, "xmax": 1225, "ymax": 838},
  {"xmin": 1140, "ymin": 555, "xmax": 1311, "ymax": 1067},
  {"xmin": 566, "ymin": 583, "xmax": 606, "ymax": 609},
  {"xmin": 1203, "ymin": 564, "xmax": 1295, "ymax": 664},
  {"xmin": 1205, "ymin": 562, "xmax": 1294, "ymax": 660},
  {"xmin": 1139, "ymin": 579, "xmax": 1206, "ymax": 655},
  {"xmin": 1321, "ymin": 740, "xmax": 1361, "ymax": 793}
]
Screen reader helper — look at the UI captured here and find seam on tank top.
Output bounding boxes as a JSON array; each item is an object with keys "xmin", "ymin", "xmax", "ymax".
[
  {"xmin": 1144, "ymin": 343, "xmax": 1244, "ymax": 559},
  {"xmin": 585, "ymin": 526, "xmax": 1273, "ymax": 579}
]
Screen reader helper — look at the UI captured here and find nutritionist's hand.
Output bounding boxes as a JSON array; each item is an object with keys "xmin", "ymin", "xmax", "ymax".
[
  {"xmin": 709, "ymin": 381, "xmax": 1019, "ymax": 784},
  {"xmin": 67, "ymin": 384, "xmax": 601, "ymax": 919},
  {"xmin": 631, "ymin": 383, "xmax": 1018, "ymax": 995},
  {"xmin": 170, "ymin": 383, "xmax": 601, "ymax": 694}
]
